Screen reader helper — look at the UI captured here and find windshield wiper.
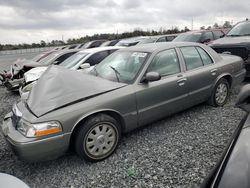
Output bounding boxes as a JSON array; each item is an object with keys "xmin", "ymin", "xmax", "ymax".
[
  {"xmin": 227, "ymin": 34, "xmax": 241, "ymax": 37},
  {"xmin": 242, "ymin": 34, "xmax": 250, "ymax": 36},
  {"xmin": 109, "ymin": 66, "xmax": 120, "ymax": 82}
]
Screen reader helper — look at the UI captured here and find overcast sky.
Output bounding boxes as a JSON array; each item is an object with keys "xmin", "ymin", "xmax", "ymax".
[{"xmin": 0, "ymin": 0, "xmax": 249, "ymax": 44}]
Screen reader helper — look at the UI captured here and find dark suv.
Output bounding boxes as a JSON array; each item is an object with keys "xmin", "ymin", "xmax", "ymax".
[
  {"xmin": 172, "ymin": 29, "xmax": 226, "ymax": 44},
  {"xmin": 210, "ymin": 20, "xmax": 250, "ymax": 76}
]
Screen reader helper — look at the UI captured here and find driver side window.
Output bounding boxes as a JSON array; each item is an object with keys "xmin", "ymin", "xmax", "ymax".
[{"xmin": 147, "ymin": 49, "xmax": 180, "ymax": 76}]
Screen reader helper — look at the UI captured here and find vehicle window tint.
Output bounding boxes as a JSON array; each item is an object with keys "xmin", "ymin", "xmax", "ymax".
[
  {"xmin": 180, "ymin": 47, "xmax": 203, "ymax": 70},
  {"xmin": 54, "ymin": 52, "xmax": 76, "ymax": 65},
  {"xmin": 196, "ymin": 47, "xmax": 213, "ymax": 65},
  {"xmin": 156, "ymin": 37, "xmax": 166, "ymax": 42},
  {"xmin": 85, "ymin": 51, "xmax": 110, "ymax": 65},
  {"xmin": 147, "ymin": 49, "xmax": 180, "ymax": 76},
  {"xmin": 201, "ymin": 31, "xmax": 214, "ymax": 42},
  {"xmin": 166, "ymin": 36, "xmax": 175, "ymax": 41},
  {"xmin": 213, "ymin": 31, "xmax": 224, "ymax": 39}
]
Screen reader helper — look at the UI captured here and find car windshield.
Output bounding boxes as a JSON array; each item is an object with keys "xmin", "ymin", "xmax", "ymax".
[
  {"xmin": 60, "ymin": 52, "xmax": 89, "ymax": 69},
  {"xmin": 227, "ymin": 22, "xmax": 250, "ymax": 36},
  {"xmin": 92, "ymin": 51, "xmax": 149, "ymax": 83},
  {"xmin": 38, "ymin": 52, "xmax": 59, "ymax": 65},
  {"xmin": 138, "ymin": 38, "xmax": 157, "ymax": 44},
  {"xmin": 116, "ymin": 40, "xmax": 141, "ymax": 47},
  {"xmin": 173, "ymin": 33, "xmax": 202, "ymax": 42}
]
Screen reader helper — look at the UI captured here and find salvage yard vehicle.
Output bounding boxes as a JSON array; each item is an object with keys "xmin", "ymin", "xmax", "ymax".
[
  {"xmin": 137, "ymin": 34, "xmax": 179, "ymax": 45},
  {"xmin": 20, "ymin": 46, "xmax": 123, "ymax": 98},
  {"xmin": 80, "ymin": 40, "xmax": 108, "ymax": 49},
  {"xmin": 210, "ymin": 19, "xmax": 250, "ymax": 77},
  {"xmin": 202, "ymin": 84, "xmax": 250, "ymax": 188},
  {"xmin": 115, "ymin": 36, "xmax": 150, "ymax": 47},
  {"xmin": 100, "ymin": 40, "xmax": 120, "ymax": 47},
  {"xmin": 1, "ymin": 42, "xmax": 246, "ymax": 162},
  {"xmin": 3, "ymin": 49, "xmax": 80, "ymax": 91},
  {"xmin": 173, "ymin": 29, "xmax": 226, "ymax": 44}
]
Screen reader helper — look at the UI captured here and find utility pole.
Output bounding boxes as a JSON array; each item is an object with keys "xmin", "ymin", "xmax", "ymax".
[{"xmin": 191, "ymin": 18, "xmax": 193, "ymax": 30}]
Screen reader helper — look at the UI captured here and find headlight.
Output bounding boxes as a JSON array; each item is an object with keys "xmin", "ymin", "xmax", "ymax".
[
  {"xmin": 17, "ymin": 119, "xmax": 62, "ymax": 137},
  {"xmin": 22, "ymin": 81, "xmax": 37, "ymax": 93}
]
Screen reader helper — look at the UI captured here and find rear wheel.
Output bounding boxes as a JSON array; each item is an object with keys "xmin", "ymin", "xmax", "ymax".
[
  {"xmin": 208, "ymin": 78, "xmax": 229, "ymax": 107},
  {"xmin": 74, "ymin": 114, "xmax": 121, "ymax": 162}
]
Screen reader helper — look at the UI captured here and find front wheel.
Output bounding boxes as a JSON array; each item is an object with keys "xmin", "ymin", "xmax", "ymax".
[
  {"xmin": 74, "ymin": 114, "xmax": 121, "ymax": 162},
  {"xmin": 208, "ymin": 78, "xmax": 230, "ymax": 107}
]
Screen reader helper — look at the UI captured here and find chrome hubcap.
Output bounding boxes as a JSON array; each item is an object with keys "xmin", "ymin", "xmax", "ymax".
[
  {"xmin": 215, "ymin": 83, "xmax": 228, "ymax": 104},
  {"xmin": 85, "ymin": 124, "xmax": 116, "ymax": 157}
]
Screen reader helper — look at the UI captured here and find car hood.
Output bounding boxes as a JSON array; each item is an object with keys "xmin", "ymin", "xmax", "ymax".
[
  {"xmin": 27, "ymin": 66, "xmax": 127, "ymax": 117},
  {"xmin": 24, "ymin": 67, "xmax": 48, "ymax": 83},
  {"xmin": 210, "ymin": 36, "xmax": 250, "ymax": 46},
  {"xmin": 15, "ymin": 59, "xmax": 42, "ymax": 68}
]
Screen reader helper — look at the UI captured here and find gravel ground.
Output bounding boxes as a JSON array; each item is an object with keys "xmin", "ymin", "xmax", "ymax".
[{"xmin": 0, "ymin": 84, "xmax": 246, "ymax": 188}]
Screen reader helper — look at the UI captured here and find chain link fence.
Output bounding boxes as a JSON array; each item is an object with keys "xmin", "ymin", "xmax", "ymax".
[{"xmin": 0, "ymin": 47, "xmax": 56, "ymax": 56}]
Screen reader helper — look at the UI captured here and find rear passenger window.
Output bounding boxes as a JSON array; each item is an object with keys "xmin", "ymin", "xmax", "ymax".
[
  {"xmin": 213, "ymin": 31, "xmax": 224, "ymax": 39},
  {"xmin": 196, "ymin": 47, "xmax": 213, "ymax": 65},
  {"xmin": 180, "ymin": 47, "xmax": 203, "ymax": 70},
  {"xmin": 156, "ymin": 37, "xmax": 166, "ymax": 42},
  {"xmin": 147, "ymin": 49, "xmax": 180, "ymax": 76},
  {"xmin": 54, "ymin": 52, "xmax": 76, "ymax": 65},
  {"xmin": 85, "ymin": 51, "xmax": 109, "ymax": 65}
]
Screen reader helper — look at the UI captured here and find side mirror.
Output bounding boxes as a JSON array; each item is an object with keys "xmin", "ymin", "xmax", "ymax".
[
  {"xmin": 236, "ymin": 84, "xmax": 250, "ymax": 112},
  {"xmin": 52, "ymin": 60, "xmax": 59, "ymax": 65},
  {"xmin": 220, "ymin": 34, "xmax": 225, "ymax": 38},
  {"xmin": 80, "ymin": 63, "xmax": 91, "ymax": 69},
  {"xmin": 143, "ymin": 72, "xmax": 161, "ymax": 82}
]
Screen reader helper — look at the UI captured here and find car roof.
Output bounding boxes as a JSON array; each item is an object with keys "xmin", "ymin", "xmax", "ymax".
[
  {"xmin": 182, "ymin": 29, "xmax": 225, "ymax": 35},
  {"xmin": 149, "ymin": 33, "xmax": 180, "ymax": 39},
  {"xmin": 55, "ymin": 49, "xmax": 81, "ymax": 55},
  {"xmin": 119, "ymin": 42, "xmax": 205, "ymax": 53},
  {"xmin": 118, "ymin": 36, "xmax": 150, "ymax": 42},
  {"xmin": 77, "ymin": 46, "xmax": 124, "ymax": 54}
]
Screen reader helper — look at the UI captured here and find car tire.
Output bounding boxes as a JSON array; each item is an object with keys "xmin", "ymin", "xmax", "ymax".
[
  {"xmin": 208, "ymin": 78, "xmax": 229, "ymax": 107},
  {"xmin": 74, "ymin": 114, "xmax": 121, "ymax": 162}
]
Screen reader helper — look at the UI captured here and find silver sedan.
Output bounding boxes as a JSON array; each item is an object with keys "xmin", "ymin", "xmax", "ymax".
[{"xmin": 1, "ymin": 42, "xmax": 246, "ymax": 162}]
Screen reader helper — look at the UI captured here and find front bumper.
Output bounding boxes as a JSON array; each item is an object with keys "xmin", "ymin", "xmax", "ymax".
[
  {"xmin": 1, "ymin": 113, "xmax": 71, "ymax": 162},
  {"xmin": 4, "ymin": 78, "xmax": 24, "ymax": 91}
]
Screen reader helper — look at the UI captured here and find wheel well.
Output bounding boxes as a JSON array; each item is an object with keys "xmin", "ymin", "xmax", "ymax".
[
  {"xmin": 222, "ymin": 75, "xmax": 232, "ymax": 88},
  {"xmin": 69, "ymin": 111, "xmax": 125, "ymax": 150}
]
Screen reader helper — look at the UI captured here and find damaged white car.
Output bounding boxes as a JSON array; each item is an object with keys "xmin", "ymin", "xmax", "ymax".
[{"xmin": 20, "ymin": 46, "xmax": 123, "ymax": 99}]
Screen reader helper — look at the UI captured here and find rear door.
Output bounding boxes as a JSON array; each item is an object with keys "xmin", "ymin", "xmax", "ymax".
[
  {"xmin": 179, "ymin": 46, "xmax": 218, "ymax": 104},
  {"xmin": 136, "ymin": 48, "xmax": 190, "ymax": 126}
]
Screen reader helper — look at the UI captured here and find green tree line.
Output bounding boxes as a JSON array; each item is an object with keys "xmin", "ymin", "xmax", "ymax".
[{"xmin": 0, "ymin": 21, "xmax": 233, "ymax": 51}]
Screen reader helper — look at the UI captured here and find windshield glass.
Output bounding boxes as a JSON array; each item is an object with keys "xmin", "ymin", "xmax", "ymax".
[
  {"xmin": 227, "ymin": 22, "xmax": 250, "ymax": 36},
  {"xmin": 138, "ymin": 38, "xmax": 157, "ymax": 44},
  {"xmin": 115, "ymin": 41, "xmax": 139, "ymax": 47},
  {"xmin": 92, "ymin": 51, "xmax": 149, "ymax": 83},
  {"xmin": 173, "ymin": 33, "xmax": 202, "ymax": 42},
  {"xmin": 60, "ymin": 52, "xmax": 88, "ymax": 69},
  {"xmin": 38, "ymin": 52, "xmax": 59, "ymax": 65}
]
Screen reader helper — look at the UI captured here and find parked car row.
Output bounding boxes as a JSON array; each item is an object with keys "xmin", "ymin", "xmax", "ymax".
[
  {"xmin": 0, "ymin": 42, "xmax": 246, "ymax": 162},
  {"xmin": 1, "ymin": 19, "xmax": 250, "ymax": 187}
]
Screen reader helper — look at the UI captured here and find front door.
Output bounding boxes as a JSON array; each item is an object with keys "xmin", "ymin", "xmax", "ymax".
[{"xmin": 135, "ymin": 48, "xmax": 189, "ymax": 127}]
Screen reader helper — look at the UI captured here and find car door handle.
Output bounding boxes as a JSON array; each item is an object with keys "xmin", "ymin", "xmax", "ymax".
[
  {"xmin": 211, "ymin": 69, "xmax": 217, "ymax": 76},
  {"xmin": 177, "ymin": 78, "xmax": 187, "ymax": 86}
]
